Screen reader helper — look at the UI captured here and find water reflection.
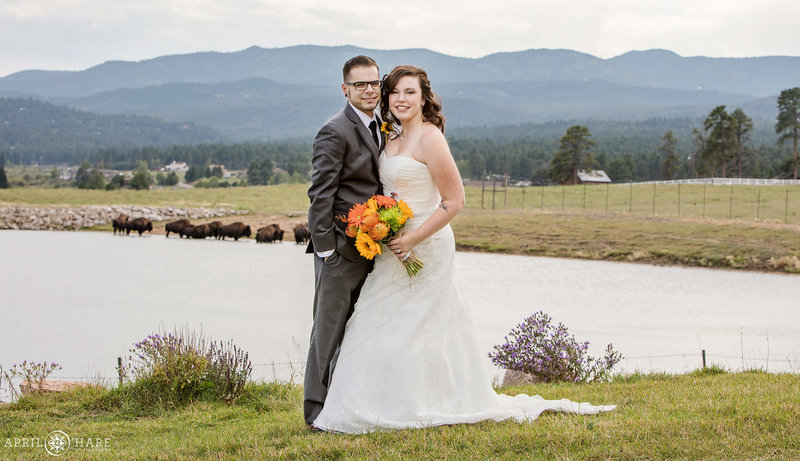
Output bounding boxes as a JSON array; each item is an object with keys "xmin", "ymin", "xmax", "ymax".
[{"xmin": 1, "ymin": 230, "xmax": 797, "ymax": 401}]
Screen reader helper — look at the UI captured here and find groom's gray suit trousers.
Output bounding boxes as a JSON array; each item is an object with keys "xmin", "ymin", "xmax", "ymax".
[{"xmin": 303, "ymin": 251, "xmax": 371, "ymax": 425}]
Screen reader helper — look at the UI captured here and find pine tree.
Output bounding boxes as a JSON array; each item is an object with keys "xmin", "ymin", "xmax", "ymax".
[
  {"xmin": 547, "ymin": 126, "xmax": 596, "ymax": 184},
  {"xmin": 776, "ymin": 87, "xmax": 800, "ymax": 179},
  {"xmin": 730, "ymin": 108, "xmax": 753, "ymax": 178},
  {"xmin": 703, "ymin": 106, "xmax": 736, "ymax": 178},
  {"xmin": 659, "ymin": 130, "xmax": 682, "ymax": 180},
  {"xmin": 0, "ymin": 166, "xmax": 8, "ymax": 188}
]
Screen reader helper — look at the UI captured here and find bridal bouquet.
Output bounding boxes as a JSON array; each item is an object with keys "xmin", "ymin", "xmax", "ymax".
[{"xmin": 340, "ymin": 193, "xmax": 424, "ymax": 276}]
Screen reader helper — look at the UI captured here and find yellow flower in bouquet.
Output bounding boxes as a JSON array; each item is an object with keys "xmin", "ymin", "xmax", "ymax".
[
  {"xmin": 338, "ymin": 193, "xmax": 423, "ymax": 276},
  {"xmin": 355, "ymin": 233, "xmax": 381, "ymax": 259}
]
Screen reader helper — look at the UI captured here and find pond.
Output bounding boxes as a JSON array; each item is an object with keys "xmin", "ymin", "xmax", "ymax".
[{"xmin": 1, "ymin": 230, "xmax": 797, "ymax": 400}]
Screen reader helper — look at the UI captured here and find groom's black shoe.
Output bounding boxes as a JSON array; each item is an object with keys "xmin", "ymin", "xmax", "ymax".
[{"xmin": 307, "ymin": 423, "xmax": 324, "ymax": 433}]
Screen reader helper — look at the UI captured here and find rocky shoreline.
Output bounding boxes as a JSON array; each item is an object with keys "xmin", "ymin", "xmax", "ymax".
[{"xmin": 0, "ymin": 205, "xmax": 247, "ymax": 231}]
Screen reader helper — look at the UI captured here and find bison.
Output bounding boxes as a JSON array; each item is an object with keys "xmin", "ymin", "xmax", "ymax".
[
  {"xmin": 165, "ymin": 219, "xmax": 191, "ymax": 238},
  {"xmin": 183, "ymin": 223, "xmax": 211, "ymax": 239},
  {"xmin": 293, "ymin": 222, "xmax": 310, "ymax": 244},
  {"xmin": 218, "ymin": 222, "xmax": 251, "ymax": 241},
  {"xmin": 112, "ymin": 213, "xmax": 128, "ymax": 235},
  {"xmin": 256, "ymin": 224, "xmax": 282, "ymax": 243},
  {"xmin": 125, "ymin": 217, "xmax": 153, "ymax": 236},
  {"xmin": 207, "ymin": 221, "xmax": 223, "ymax": 239}
]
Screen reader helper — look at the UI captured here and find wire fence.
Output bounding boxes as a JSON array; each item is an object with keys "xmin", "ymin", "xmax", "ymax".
[
  {"xmin": 3, "ymin": 347, "xmax": 797, "ymax": 400},
  {"xmin": 467, "ymin": 179, "xmax": 800, "ymax": 224}
]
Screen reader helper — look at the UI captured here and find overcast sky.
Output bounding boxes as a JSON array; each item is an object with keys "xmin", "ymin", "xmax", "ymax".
[{"xmin": 1, "ymin": 0, "xmax": 798, "ymax": 77}]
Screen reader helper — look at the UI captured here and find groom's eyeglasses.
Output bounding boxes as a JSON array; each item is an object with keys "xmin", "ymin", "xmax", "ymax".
[{"xmin": 346, "ymin": 80, "xmax": 382, "ymax": 91}]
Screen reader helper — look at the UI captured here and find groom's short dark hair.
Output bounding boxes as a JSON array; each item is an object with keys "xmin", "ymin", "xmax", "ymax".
[{"xmin": 343, "ymin": 56, "xmax": 378, "ymax": 82}]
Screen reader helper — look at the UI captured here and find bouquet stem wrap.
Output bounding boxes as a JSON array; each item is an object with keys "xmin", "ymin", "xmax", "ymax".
[{"xmin": 401, "ymin": 251, "xmax": 424, "ymax": 277}]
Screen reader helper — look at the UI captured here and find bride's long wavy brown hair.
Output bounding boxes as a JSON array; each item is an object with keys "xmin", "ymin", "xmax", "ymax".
[{"xmin": 381, "ymin": 65, "xmax": 445, "ymax": 135}]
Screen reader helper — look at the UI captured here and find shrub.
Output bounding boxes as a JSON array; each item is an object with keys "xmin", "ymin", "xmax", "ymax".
[
  {"xmin": 488, "ymin": 311, "xmax": 622, "ymax": 383},
  {"xmin": 2, "ymin": 360, "xmax": 62, "ymax": 399},
  {"xmin": 118, "ymin": 327, "xmax": 252, "ymax": 407}
]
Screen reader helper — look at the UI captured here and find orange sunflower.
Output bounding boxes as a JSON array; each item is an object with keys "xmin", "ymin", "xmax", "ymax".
[{"xmin": 355, "ymin": 233, "xmax": 381, "ymax": 259}]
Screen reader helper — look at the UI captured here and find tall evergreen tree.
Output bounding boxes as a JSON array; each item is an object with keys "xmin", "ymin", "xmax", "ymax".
[
  {"xmin": 776, "ymin": 87, "xmax": 800, "ymax": 179},
  {"xmin": 74, "ymin": 160, "xmax": 91, "ymax": 188},
  {"xmin": 730, "ymin": 108, "xmax": 753, "ymax": 178},
  {"xmin": 659, "ymin": 130, "xmax": 681, "ymax": 180},
  {"xmin": 86, "ymin": 170, "xmax": 106, "ymax": 190},
  {"xmin": 548, "ymin": 125, "xmax": 596, "ymax": 184},
  {"xmin": 703, "ymin": 106, "xmax": 736, "ymax": 178},
  {"xmin": 184, "ymin": 165, "xmax": 203, "ymax": 183},
  {"xmin": 0, "ymin": 166, "xmax": 8, "ymax": 188},
  {"xmin": 690, "ymin": 127, "xmax": 706, "ymax": 178}
]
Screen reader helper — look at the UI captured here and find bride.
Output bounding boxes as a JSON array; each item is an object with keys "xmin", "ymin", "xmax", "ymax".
[{"xmin": 312, "ymin": 65, "xmax": 615, "ymax": 434}]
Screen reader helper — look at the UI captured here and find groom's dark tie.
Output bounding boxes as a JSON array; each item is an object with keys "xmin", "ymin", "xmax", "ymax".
[{"xmin": 369, "ymin": 120, "xmax": 380, "ymax": 150}]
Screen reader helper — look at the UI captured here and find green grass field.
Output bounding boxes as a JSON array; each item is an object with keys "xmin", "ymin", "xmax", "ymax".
[
  {"xmin": 2, "ymin": 183, "xmax": 799, "ymax": 273},
  {"xmin": 468, "ymin": 183, "xmax": 800, "ymax": 224},
  {"xmin": 1, "ymin": 370, "xmax": 798, "ymax": 460}
]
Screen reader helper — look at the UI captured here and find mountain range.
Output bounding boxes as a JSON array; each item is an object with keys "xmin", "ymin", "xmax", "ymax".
[{"xmin": 1, "ymin": 45, "xmax": 798, "ymax": 144}]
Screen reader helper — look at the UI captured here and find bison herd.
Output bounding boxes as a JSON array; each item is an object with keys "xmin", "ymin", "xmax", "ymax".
[
  {"xmin": 112, "ymin": 213, "xmax": 311, "ymax": 245},
  {"xmin": 112, "ymin": 213, "xmax": 153, "ymax": 236}
]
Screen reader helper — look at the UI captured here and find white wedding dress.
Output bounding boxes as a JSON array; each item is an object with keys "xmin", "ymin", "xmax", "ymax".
[{"xmin": 312, "ymin": 153, "xmax": 615, "ymax": 434}]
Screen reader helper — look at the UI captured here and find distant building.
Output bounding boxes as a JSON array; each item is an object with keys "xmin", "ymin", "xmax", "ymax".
[
  {"xmin": 562, "ymin": 170, "xmax": 612, "ymax": 185},
  {"xmin": 162, "ymin": 161, "xmax": 189, "ymax": 172},
  {"xmin": 59, "ymin": 167, "xmax": 77, "ymax": 181},
  {"xmin": 208, "ymin": 164, "xmax": 226, "ymax": 174}
]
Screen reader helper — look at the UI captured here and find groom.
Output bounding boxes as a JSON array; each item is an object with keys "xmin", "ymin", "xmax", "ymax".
[{"xmin": 304, "ymin": 55, "xmax": 383, "ymax": 427}]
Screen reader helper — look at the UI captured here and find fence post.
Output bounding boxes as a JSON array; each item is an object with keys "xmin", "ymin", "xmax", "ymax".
[
  {"xmin": 504, "ymin": 175, "xmax": 508, "ymax": 209},
  {"xmin": 540, "ymin": 185, "xmax": 544, "ymax": 210},
  {"xmin": 583, "ymin": 184, "xmax": 586, "ymax": 213},
  {"xmin": 702, "ymin": 350, "xmax": 706, "ymax": 369},
  {"xmin": 702, "ymin": 183, "xmax": 707, "ymax": 219},
  {"xmin": 628, "ymin": 183, "xmax": 633, "ymax": 213},
  {"xmin": 757, "ymin": 187, "xmax": 761, "ymax": 219},
  {"xmin": 481, "ymin": 177, "xmax": 485, "ymax": 209},
  {"xmin": 492, "ymin": 176, "xmax": 496, "ymax": 210},
  {"xmin": 652, "ymin": 183, "xmax": 656, "ymax": 216},
  {"xmin": 118, "ymin": 357, "xmax": 123, "ymax": 386},
  {"xmin": 785, "ymin": 189, "xmax": 789, "ymax": 223},
  {"xmin": 729, "ymin": 186, "xmax": 733, "ymax": 219},
  {"xmin": 522, "ymin": 187, "xmax": 526, "ymax": 211}
]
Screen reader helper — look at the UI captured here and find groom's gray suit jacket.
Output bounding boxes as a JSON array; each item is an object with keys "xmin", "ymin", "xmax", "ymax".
[
  {"xmin": 307, "ymin": 103, "xmax": 382, "ymax": 261},
  {"xmin": 303, "ymin": 102, "xmax": 381, "ymax": 425}
]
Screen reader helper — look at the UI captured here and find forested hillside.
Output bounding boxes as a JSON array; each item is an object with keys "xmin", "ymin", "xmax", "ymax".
[
  {"xmin": 33, "ymin": 117, "xmax": 785, "ymax": 185},
  {"xmin": 0, "ymin": 98, "xmax": 223, "ymax": 164}
]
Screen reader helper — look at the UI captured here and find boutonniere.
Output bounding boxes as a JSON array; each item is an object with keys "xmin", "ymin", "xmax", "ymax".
[{"xmin": 380, "ymin": 121, "xmax": 402, "ymax": 140}]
